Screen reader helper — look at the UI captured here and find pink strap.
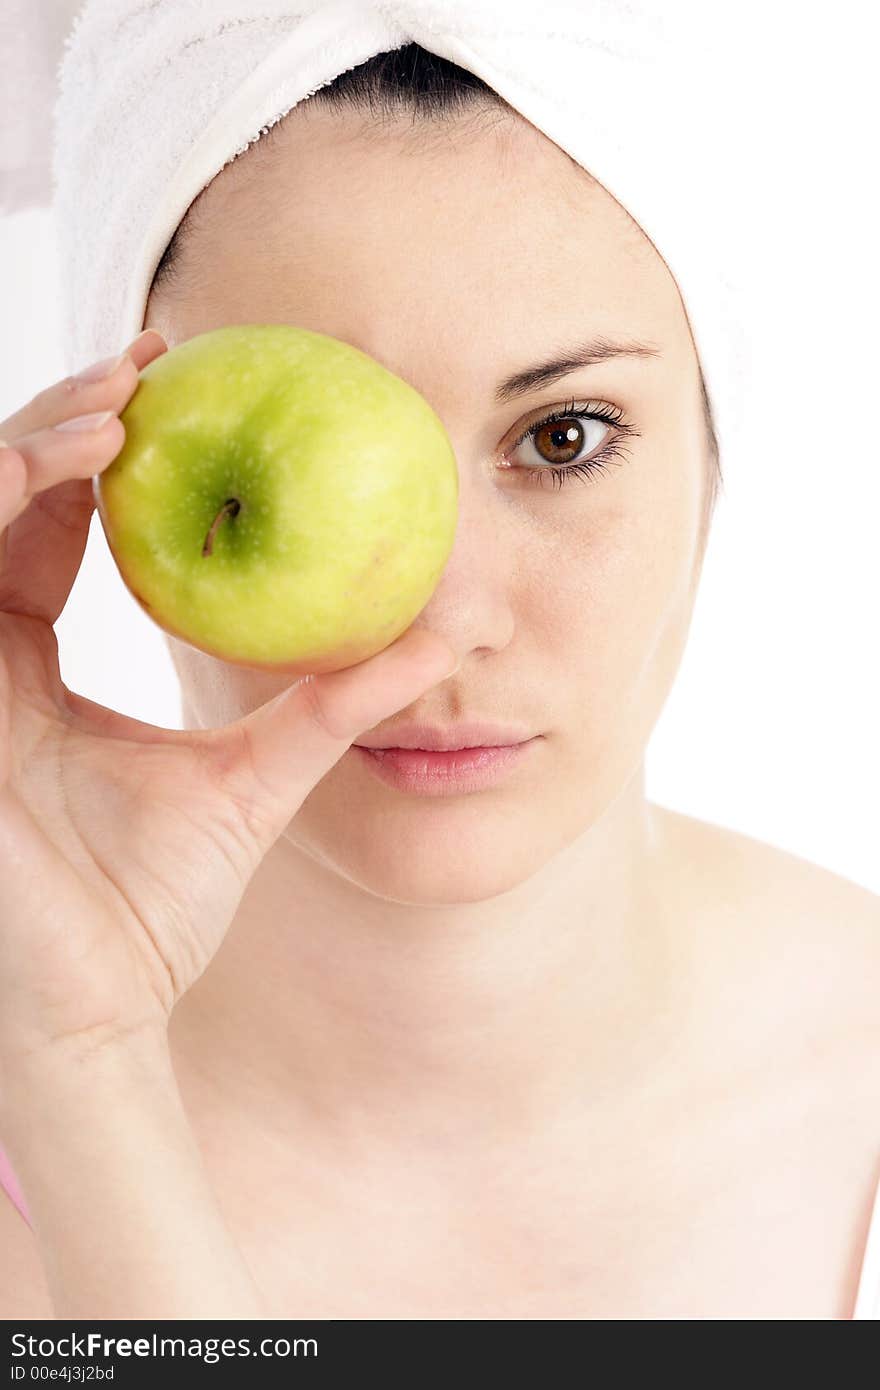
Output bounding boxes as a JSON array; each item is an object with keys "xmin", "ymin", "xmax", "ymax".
[{"xmin": 0, "ymin": 1139, "xmax": 31, "ymax": 1227}]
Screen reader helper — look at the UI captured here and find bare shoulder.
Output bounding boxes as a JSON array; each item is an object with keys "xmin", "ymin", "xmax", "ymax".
[
  {"xmin": 654, "ymin": 803, "xmax": 880, "ymax": 1030},
  {"xmin": 0, "ymin": 1191, "xmax": 54, "ymax": 1319},
  {"xmin": 658, "ymin": 803, "xmax": 879, "ymax": 910}
]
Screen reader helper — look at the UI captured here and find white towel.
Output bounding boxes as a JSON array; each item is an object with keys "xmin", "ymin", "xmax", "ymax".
[{"xmin": 49, "ymin": 0, "xmax": 755, "ymax": 462}]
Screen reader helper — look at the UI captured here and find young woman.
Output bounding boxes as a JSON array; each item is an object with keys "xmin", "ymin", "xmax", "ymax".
[{"xmin": 1, "ymin": 46, "xmax": 878, "ymax": 1321}]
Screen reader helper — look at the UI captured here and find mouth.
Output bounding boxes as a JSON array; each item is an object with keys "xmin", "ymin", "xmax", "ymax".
[
  {"xmin": 350, "ymin": 737, "xmax": 540, "ymax": 796},
  {"xmin": 353, "ymin": 721, "xmax": 535, "ymax": 752}
]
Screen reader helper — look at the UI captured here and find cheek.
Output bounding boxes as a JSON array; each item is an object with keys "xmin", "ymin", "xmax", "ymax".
[{"xmin": 521, "ymin": 492, "xmax": 697, "ymax": 735}]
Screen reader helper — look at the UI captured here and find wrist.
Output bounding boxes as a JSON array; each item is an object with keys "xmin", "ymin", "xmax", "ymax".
[
  {"xmin": 0, "ymin": 1024, "xmax": 265, "ymax": 1320},
  {"xmin": 0, "ymin": 1023, "xmax": 175, "ymax": 1138}
]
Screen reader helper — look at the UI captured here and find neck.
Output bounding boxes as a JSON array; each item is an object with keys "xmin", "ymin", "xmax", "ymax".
[{"xmin": 169, "ymin": 770, "xmax": 696, "ymax": 1156}]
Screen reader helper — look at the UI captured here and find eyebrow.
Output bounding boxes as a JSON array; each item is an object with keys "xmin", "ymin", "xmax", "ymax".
[{"xmin": 494, "ymin": 336, "xmax": 662, "ymax": 404}]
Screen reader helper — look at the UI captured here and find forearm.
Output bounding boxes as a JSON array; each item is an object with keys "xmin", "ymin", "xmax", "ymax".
[{"xmin": 0, "ymin": 1033, "xmax": 269, "ymax": 1320}]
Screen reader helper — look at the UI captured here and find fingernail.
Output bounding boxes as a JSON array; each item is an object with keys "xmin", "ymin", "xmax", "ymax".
[
  {"xmin": 55, "ymin": 410, "xmax": 117, "ymax": 433},
  {"xmin": 129, "ymin": 329, "xmax": 167, "ymax": 351},
  {"xmin": 74, "ymin": 352, "xmax": 128, "ymax": 384}
]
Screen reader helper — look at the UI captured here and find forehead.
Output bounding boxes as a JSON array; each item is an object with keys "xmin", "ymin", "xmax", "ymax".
[{"xmin": 167, "ymin": 105, "xmax": 686, "ymax": 375}]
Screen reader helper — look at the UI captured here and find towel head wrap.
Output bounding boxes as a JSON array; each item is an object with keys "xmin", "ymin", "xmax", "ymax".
[{"xmin": 50, "ymin": 0, "xmax": 754, "ymax": 465}]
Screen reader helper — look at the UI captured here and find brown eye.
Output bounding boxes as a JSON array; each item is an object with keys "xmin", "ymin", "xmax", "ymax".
[
  {"xmin": 509, "ymin": 408, "xmax": 611, "ymax": 472},
  {"xmin": 531, "ymin": 417, "xmax": 588, "ymax": 465},
  {"xmin": 501, "ymin": 399, "xmax": 638, "ymax": 491}
]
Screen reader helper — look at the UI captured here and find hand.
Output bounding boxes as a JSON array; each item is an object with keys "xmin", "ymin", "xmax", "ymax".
[{"xmin": 0, "ymin": 331, "xmax": 458, "ymax": 1084}]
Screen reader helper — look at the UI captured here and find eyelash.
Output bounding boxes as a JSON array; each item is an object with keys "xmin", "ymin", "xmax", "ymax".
[{"xmin": 506, "ymin": 398, "xmax": 639, "ymax": 491}]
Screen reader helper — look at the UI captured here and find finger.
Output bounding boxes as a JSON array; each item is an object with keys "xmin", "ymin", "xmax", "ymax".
[
  {"xmin": 0, "ymin": 444, "xmax": 29, "ymax": 537},
  {"xmin": 203, "ymin": 626, "xmax": 460, "ymax": 844},
  {"xmin": 0, "ymin": 332, "xmax": 168, "ymax": 627},
  {"xmin": 0, "ymin": 330, "xmax": 167, "ymax": 445},
  {"xmin": 0, "ymin": 443, "xmax": 27, "ymax": 580},
  {"xmin": 8, "ymin": 410, "xmax": 124, "ymax": 498},
  {"xmin": 0, "ymin": 429, "xmax": 121, "ymax": 625},
  {"xmin": 0, "ymin": 475, "xmax": 99, "ymax": 628}
]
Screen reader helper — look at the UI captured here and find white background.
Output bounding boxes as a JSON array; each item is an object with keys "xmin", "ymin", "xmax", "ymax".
[{"xmin": 1, "ymin": 2, "xmax": 877, "ymax": 894}]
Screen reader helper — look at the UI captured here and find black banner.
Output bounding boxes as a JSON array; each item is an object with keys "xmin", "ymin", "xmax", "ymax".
[{"xmin": 3, "ymin": 1320, "xmax": 576, "ymax": 1383}]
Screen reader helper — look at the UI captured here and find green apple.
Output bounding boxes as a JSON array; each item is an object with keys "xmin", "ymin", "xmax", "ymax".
[{"xmin": 93, "ymin": 324, "xmax": 459, "ymax": 673}]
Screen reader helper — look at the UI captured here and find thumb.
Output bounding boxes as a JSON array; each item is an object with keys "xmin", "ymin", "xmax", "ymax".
[{"xmin": 206, "ymin": 628, "xmax": 459, "ymax": 843}]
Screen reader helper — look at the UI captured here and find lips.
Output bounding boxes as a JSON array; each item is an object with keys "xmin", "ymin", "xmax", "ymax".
[
  {"xmin": 350, "ymin": 737, "xmax": 539, "ymax": 795},
  {"xmin": 354, "ymin": 721, "xmax": 534, "ymax": 752}
]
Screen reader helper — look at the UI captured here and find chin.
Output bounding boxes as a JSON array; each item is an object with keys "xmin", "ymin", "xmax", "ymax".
[{"xmin": 288, "ymin": 796, "xmax": 565, "ymax": 906}]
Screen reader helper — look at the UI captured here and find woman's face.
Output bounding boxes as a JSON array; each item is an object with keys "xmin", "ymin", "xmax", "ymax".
[{"xmin": 144, "ymin": 104, "xmax": 711, "ymax": 904}]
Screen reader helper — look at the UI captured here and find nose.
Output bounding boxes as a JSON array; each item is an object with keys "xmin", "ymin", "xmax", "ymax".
[{"xmin": 409, "ymin": 466, "xmax": 516, "ymax": 663}]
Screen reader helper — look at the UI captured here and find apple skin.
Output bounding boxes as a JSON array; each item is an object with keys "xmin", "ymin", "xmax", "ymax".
[{"xmin": 93, "ymin": 324, "xmax": 459, "ymax": 674}]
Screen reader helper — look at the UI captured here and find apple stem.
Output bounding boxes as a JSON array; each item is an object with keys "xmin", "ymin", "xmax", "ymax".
[{"xmin": 202, "ymin": 498, "xmax": 241, "ymax": 557}]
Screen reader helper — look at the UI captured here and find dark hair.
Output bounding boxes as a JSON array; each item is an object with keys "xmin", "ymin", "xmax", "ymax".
[{"xmin": 149, "ymin": 42, "xmax": 722, "ymax": 513}]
